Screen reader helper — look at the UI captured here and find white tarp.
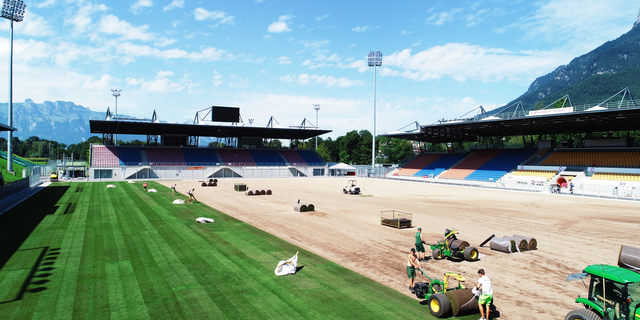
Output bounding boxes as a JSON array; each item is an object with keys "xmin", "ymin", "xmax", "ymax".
[
  {"xmin": 275, "ymin": 252, "xmax": 299, "ymax": 276},
  {"xmin": 329, "ymin": 163, "xmax": 356, "ymax": 170},
  {"xmin": 196, "ymin": 217, "xmax": 215, "ymax": 223}
]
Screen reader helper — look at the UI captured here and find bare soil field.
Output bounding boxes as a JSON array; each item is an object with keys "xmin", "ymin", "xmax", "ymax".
[{"xmin": 159, "ymin": 178, "xmax": 640, "ymax": 320}]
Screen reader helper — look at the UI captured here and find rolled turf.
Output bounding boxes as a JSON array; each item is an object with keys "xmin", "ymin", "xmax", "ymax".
[{"xmin": 0, "ymin": 181, "xmax": 478, "ymax": 319}]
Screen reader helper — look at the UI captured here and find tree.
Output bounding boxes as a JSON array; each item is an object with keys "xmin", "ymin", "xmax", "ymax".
[{"xmin": 377, "ymin": 137, "xmax": 414, "ymax": 164}]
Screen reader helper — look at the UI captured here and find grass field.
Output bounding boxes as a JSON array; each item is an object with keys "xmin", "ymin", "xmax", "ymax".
[{"xmin": 0, "ymin": 181, "xmax": 478, "ymax": 319}]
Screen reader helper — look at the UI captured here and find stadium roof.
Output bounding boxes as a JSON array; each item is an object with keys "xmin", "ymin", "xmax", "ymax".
[
  {"xmin": 89, "ymin": 120, "xmax": 331, "ymax": 140},
  {"xmin": 381, "ymin": 106, "xmax": 640, "ymax": 143},
  {"xmin": 0, "ymin": 123, "xmax": 16, "ymax": 132}
]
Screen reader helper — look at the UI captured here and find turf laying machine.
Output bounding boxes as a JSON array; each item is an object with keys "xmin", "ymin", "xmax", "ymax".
[
  {"xmin": 430, "ymin": 229, "xmax": 479, "ymax": 262},
  {"xmin": 413, "ymin": 270, "xmax": 480, "ymax": 318},
  {"xmin": 342, "ymin": 180, "xmax": 361, "ymax": 195}
]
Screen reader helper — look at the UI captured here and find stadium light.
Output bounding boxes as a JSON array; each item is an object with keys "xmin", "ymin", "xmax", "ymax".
[
  {"xmin": 111, "ymin": 89, "xmax": 121, "ymax": 145},
  {"xmin": 2, "ymin": 0, "xmax": 25, "ymax": 173},
  {"xmin": 368, "ymin": 51, "xmax": 382, "ymax": 174},
  {"xmin": 313, "ymin": 104, "xmax": 320, "ymax": 149}
]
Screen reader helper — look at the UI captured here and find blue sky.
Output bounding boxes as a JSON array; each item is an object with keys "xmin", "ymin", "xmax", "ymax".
[{"xmin": 0, "ymin": 0, "xmax": 638, "ymax": 139}]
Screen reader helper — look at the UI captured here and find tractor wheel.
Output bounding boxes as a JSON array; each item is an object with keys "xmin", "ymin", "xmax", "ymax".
[
  {"xmin": 343, "ymin": 189, "xmax": 347, "ymax": 194},
  {"xmin": 464, "ymin": 246, "xmax": 479, "ymax": 261},
  {"xmin": 432, "ymin": 248, "xmax": 443, "ymax": 260},
  {"xmin": 564, "ymin": 308, "xmax": 602, "ymax": 320},
  {"xmin": 427, "ymin": 293, "xmax": 451, "ymax": 318}
]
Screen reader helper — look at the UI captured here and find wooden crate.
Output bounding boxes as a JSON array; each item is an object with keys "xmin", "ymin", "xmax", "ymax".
[{"xmin": 380, "ymin": 210, "xmax": 412, "ymax": 229}]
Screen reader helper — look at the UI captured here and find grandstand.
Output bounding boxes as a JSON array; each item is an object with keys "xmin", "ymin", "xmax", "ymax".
[{"xmin": 88, "ymin": 106, "xmax": 330, "ymax": 180}]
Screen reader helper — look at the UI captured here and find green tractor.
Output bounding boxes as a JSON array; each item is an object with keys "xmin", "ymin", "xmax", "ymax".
[
  {"xmin": 413, "ymin": 270, "xmax": 478, "ymax": 318},
  {"xmin": 565, "ymin": 264, "xmax": 640, "ymax": 320},
  {"xmin": 429, "ymin": 229, "xmax": 479, "ymax": 262}
]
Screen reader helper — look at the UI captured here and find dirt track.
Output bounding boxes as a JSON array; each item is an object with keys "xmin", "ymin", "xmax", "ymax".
[{"xmin": 159, "ymin": 178, "xmax": 640, "ymax": 320}]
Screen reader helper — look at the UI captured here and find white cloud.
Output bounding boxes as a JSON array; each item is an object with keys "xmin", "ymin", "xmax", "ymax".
[
  {"xmin": 163, "ymin": 0, "xmax": 184, "ymax": 11},
  {"xmin": 156, "ymin": 70, "xmax": 174, "ymax": 78},
  {"xmin": 64, "ymin": 3, "xmax": 109, "ymax": 33},
  {"xmin": 381, "ymin": 44, "xmax": 570, "ymax": 83},
  {"xmin": 268, "ymin": 15, "xmax": 292, "ymax": 33},
  {"xmin": 299, "ymin": 40, "xmax": 329, "ymax": 51},
  {"xmin": 425, "ymin": 8, "xmax": 464, "ymax": 26},
  {"xmin": 283, "ymin": 73, "xmax": 364, "ymax": 88},
  {"xmin": 228, "ymin": 74, "xmax": 250, "ymax": 88},
  {"xmin": 277, "ymin": 56, "xmax": 291, "ymax": 65},
  {"xmin": 212, "ymin": 71, "xmax": 223, "ymax": 87},
  {"xmin": 194, "ymin": 8, "xmax": 235, "ymax": 25},
  {"xmin": 316, "ymin": 14, "xmax": 329, "ymax": 21},
  {"xmin": 352, "ymin": 25, "xmax": 371, "ymax": 32},
  {"xmin": 98, "ymin": 15, "xmax": 156, "ymax": 41},
  {"xmin": 34, "ymin": 0, "xmax": 55, "ymax": 9},
  {"xmin": 401, "ymin": 30, "xmax": 413, "ymax": 35},
  {"xmin": 509, "ymin": 0, "xmax": 636, "ymax": 53},
  {"xmin": 131, "ymin": 0, "xmax": 153, "ymax": 15},
  {"xmin": 154, "ymin": 38, "xmax": 177, "ymax": 47}
]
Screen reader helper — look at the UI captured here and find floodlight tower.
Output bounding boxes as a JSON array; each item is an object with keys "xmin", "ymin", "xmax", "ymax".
[
  {"xmin": 367, "ymin": 51, "xmax": 382, "ymax": 174},
  {"xmin": 111, "ymin": 89, "xmax": 121, "ymax": 145},
  {"xmin": 313, "ymin": 104, "xmax": 320, "ymax": 149},
  {"xmin": 2, "ymin": 0, "xmax": 26, "ymax": 173}
]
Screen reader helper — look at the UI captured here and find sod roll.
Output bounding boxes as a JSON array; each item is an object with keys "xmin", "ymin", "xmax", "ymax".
[
  {"xmin": 305, "ymin": 203, "xmax": 315, "ymax": 212},
  {"xmin": 503, "ymin": 236, "xmax": 528, "ymax": 252},
  {"xmin": 266, "ymin": 189, "xmax": 272, "ymax": 195},
  {"xmin": 443, "ymin": 289, "xmax": 478, "ymax": 316},
  {"xmin": 294, "ymin": 203, "xmax": 308, "ymax": 212},
  {"xmin": 450, "ymin": 239, "xmax": 470, "ymax": 251},
  {"xmin": 489, "ymin": 237, "xmax": 515, "ymax": 253},
  {"xmin": 260, "ymin": 190, "xmax": 266, "ymax": 195},
  {"xmin": 512, "ymin": 235, "xmax": 537, "ymax": 250},
  {"xmin": 245, "ymin": 190, "xmax": 254, "ymax": 196},
  {"xmin": 618, "ymin": 245, "xmax": 640, "ymax": 273}
]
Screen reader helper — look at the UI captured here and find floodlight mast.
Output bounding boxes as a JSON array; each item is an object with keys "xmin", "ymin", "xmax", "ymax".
[
  {"xmin": 313, "ymin": 104, "xmax": 320, "ymax": 149},
  {"xmin": 2, "ymin": 0, "xmax": 25, "ymax": 173},
  {"xmin": 111, "ymin": 89, "xmax": 121, "ymax": 145},
  {"xmin": 367, "ymin": 51, "xmax": 382, "ymax": 174}
]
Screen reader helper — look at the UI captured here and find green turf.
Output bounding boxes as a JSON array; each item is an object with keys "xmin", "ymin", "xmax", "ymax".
[{"xmin": 0, "ymin": 181, "xmax": 480, "ymax": 319}]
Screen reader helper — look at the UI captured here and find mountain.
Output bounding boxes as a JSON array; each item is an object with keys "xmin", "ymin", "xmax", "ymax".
[
  {"xmin": 498, "ymin": 18, "xmax": 640, "ymax": 112},
  {"xmin": 0, "ymin": 99, "xmax": 104, "ymax": 145}
]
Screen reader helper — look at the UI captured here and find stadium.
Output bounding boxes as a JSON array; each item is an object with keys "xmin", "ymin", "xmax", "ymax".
[{"xmin": 1, "ymin": 91, "xmax": 640, "ymax": 320}]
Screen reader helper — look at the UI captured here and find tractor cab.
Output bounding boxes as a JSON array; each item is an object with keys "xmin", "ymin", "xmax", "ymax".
[{"xmin": 566, "ymin": 264, "xmax": 640, "ymax": 320}]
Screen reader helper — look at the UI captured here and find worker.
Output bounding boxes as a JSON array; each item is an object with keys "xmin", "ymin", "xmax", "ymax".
[
  {"xmin": 415, "ymin": 227, "xmax": 426, "ymax": 261},
  {"xmin": 476, "ymin": 269, "xmax": 493, "ymax": 320},
  {"xmin": 407, "ymin": 248, "xmax": 422, "ymax": 293}
]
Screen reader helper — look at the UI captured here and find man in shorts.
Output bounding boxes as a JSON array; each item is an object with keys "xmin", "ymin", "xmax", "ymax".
[
  {"xmin": 171, "ymin": 184, "xmax": 177, "ymax": 196},
  {"xmin": 143, "ymin": 181, "xmax": 147, "ymax": 192},
  {"xmin": 188, "ymin": 188, "xmax": 197, "ymax": 204},
  {"xmin": 415, "ymin": 227, "xmax": 426, "ymax": 260},
  {"xmin": 476, "ymin": 268, "xmax": 493, "ymax": 320},
  {"xmin": 407, "ymin": 248, "xmax": 422, "ymax": 293}
]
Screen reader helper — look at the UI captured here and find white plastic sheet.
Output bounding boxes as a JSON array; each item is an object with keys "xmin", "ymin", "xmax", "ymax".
[{"xmin": 275, "ymin": 252, "xmax": 299, "ymax": 276}]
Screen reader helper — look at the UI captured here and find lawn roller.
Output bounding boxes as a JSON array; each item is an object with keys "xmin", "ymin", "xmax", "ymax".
[
  {"xmin": 413, "ymin": 269, "xmax": 480, "ymax": 318},
  {"xmin": 429, "ymin": 228, "xmax": 479, "ymax": 262}
]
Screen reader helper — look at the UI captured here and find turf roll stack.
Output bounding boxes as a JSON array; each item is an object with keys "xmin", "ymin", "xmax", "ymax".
[
  {"xmin": 618, "ymin": 245, "xmax": 640, "ymax": 273},
  {"xmin": 512, "ymin": 235, "xmax": 537, "ymax": 250},
  {"xmin": 503, "ymin": 236, "xmax": 528, "ymax": 252},
  {"xmin": 489, "ymin": 237, "xmax": 516, "ymax": 253},
  {"xmin": 294, "ymin": 203, "xmax": 308, "ymax": 212},
  {"xmin": 444, "ymin": 289, "xmax": 479, "ymax": 316}
]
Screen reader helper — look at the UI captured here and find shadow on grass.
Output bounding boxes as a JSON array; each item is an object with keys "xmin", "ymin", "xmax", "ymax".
[
  {"xmin": 0, "ymin": 185, "xmax": 69, "ymax": 270},
  {"xmin": 295, "ymin": 265, "xmax": 305, "ymax": 273},
  {"xmin": 0, "ymin": 186, "xmax": 69, "ymax": 304},
  {"xmin": 0, "ymin": 246, "xmax": 59, "ymax": 304}
]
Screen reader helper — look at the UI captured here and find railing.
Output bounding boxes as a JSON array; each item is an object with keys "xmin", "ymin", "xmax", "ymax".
[{"xmin": 91, "ymin": 161, "xmax": 327, "ymax": 167}]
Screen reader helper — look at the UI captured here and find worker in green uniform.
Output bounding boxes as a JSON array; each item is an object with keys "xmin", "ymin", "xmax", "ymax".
[{"xmin": 415, "ymin": 227, "xmax": 426, "ymax": 261}]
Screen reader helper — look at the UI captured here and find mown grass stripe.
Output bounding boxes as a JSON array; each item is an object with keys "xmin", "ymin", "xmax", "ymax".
[{"xmin": 106, "ymin": 261, "xmax": 150, "ymax": 320}]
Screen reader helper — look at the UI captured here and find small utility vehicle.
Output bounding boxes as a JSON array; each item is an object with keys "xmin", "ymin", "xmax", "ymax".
[{"xmin": 565, "ymin": 264, "xmax": 640, "ymax": 320}]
